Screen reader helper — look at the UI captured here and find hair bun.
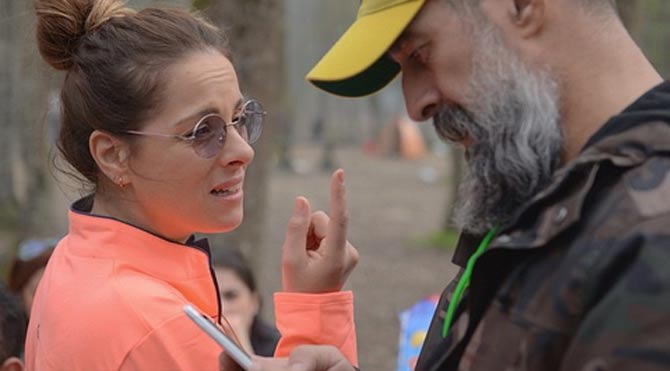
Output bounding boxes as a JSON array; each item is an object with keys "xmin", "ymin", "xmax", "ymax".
[{"xmin": 35, "ymin": 0, "xmax": 134, "ymax": 70}]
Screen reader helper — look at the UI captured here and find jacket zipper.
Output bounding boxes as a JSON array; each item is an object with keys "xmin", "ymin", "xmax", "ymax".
[{"xmin": 188, "ymin": 243, "xmax": 223, "ymax": 325}]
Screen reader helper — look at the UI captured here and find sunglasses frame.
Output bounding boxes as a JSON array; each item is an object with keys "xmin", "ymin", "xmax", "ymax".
[{"xmin": 123, "ymin": 99, "xmax": 265, "ymax": 158}]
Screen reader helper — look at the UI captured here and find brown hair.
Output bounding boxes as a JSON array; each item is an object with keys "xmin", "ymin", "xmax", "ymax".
[
  {"xmin": 7, "ymin": 249, "xmax": 54, "ymax": 294},
  {"xmin": 35, "ymin": 0, "xmax": 231, "ymax": 185}
]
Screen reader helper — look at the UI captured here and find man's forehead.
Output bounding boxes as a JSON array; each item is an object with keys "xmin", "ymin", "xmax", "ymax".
[{"xmin": 388, "ymin": 0, "xmax": 441, "ymax": 53}]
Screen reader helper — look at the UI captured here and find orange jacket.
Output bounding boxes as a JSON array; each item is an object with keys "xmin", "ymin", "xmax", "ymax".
[{"xmin": 25, "ymin": 197, "xmax": 357, "ymax": 370}]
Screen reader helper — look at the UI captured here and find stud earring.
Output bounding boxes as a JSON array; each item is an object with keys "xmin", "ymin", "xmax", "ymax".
[{"xmin": 117, "ymin": 176, "xmax": 127, "ymax": 188}]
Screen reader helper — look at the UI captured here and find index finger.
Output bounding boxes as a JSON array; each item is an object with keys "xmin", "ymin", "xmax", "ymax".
[{"xmin": 326, "ymin": 169, "xmax": 348, "ymax": 254}]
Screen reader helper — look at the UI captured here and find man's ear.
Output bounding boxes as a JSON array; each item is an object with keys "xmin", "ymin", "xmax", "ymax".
[
  {"xmin": 0, "ymin": 356, "xmax": 24, "ymax": 371},
  {"xmin": 512, "ymin": 0, "xmax": 545, "ymax": 37},
  {"xmin": 89, "ymin": 130, "xmax": 131, "ymax": 186}
]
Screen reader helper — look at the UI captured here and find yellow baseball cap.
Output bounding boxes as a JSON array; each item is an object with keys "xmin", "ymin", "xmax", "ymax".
[{"xmin": 306, "ymin": 0, "xmax": 426, "ymax": 97}]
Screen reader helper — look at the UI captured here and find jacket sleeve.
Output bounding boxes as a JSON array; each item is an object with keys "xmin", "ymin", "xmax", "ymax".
[
  {"xmin": 559, "ymin": 231, "xmax": 670, "ymax": 371},
  {"xmin": 120, "ymin": 314, "xmax": 221, "ymax": 371},
  {"xmin": 273, "ymin": 291, "xmax": 358, "ymax": 367}
]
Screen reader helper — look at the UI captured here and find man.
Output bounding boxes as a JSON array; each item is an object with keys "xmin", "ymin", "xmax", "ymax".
[
  {"xmin": 0, "ymin": 285, "xmax": 27, "ymax": 371},
  {"xmin": 252, "ymin": 0, "xmax": 670, "ymax": 370}
]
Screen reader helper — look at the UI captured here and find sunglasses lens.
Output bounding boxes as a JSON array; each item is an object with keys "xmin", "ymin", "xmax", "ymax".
[
  {"xmin": 240, "ymin": 100, "xmax": 263, "ymax": 144},
  {"xmin": 193, "ymin": 115, "xmax": 225, "ymax": 159},
  {"xmin": 190, "ymin": 101, "xmax": 264, "ymax": 159}
]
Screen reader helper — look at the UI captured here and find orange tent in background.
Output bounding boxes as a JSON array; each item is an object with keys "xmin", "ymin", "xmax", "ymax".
[
  {"xmin": 397, "ymin": 116, "xmax": 426, "ymax": 160},
  {"xmin": 377, "ymin": 114, "xmax": 427, "ymax": 160}
]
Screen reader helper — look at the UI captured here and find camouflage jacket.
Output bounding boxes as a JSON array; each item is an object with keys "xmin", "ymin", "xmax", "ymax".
[{"xmin": 416, "ymin": 81, "xmax": 670, "ymax": 371}]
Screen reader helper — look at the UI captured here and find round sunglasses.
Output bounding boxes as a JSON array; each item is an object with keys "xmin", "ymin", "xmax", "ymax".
[{"xmin": 124, "ymin": 99, "xmax": 265, "ymax": 159}]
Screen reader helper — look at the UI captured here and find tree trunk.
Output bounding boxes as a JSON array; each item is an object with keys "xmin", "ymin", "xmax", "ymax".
[
  {"xmin": 202, "ymin": 0, "xmax": 284, "ymax": 272},
  {"xmin": 2, "ymin": 3, "xmax": 54, "ymax": 231},
  {"xmin": 0, "ymin": 1, "xmax": 18, "ymax": 217},
  {"xmin": 0, "ymin": 0, "xmax": 58, "ymax": 276}
]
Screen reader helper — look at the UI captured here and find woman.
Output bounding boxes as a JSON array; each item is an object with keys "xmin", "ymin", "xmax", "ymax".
[
  {"xmin": 213, "ymin": 248, "xmax": 279, "ymax": 357},
  {"xmin": 7, "ymin": 237, "xmax": 58, "ymax": 314},
  {"xmin": 26, "ymin": 1, "xmax": 359, "ymax": 370}
]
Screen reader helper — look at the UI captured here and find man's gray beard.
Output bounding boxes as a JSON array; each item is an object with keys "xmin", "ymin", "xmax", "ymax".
[{"xmin": 434, "ymin": 25, "xmax": 564, "ymax": 234}]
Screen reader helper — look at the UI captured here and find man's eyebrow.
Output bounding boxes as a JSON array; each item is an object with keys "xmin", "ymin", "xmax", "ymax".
[
  {"xmin": 389, "ymin": 31, "xmax": 411, "ymax": 55},
  {"xmin": 388, "ymin": 29, "xmax": 422, "ymax": 61}
]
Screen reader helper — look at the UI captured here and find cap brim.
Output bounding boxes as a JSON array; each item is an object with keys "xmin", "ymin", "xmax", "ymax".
[{"xmin": 306, "ymin": 0, "xmax": 425, "ymax": 97}]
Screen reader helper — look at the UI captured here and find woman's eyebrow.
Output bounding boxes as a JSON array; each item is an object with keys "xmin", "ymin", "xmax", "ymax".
[
  {"xmin": 173, "ymin": 97, "xmax": 245, "ymax": 127},
  {"xmin": 172, "ymin": 107, "xmax": 219, "ymax": 128}
]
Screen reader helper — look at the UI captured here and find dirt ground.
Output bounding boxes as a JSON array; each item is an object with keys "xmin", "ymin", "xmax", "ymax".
[{"xmin": 256, "ymin": 143, "xmax": 459, "ymax": 371}]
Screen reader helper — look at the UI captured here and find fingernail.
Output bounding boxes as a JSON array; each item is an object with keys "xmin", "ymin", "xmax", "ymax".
[
  {"xmin": 338, "ymin": 170, "xmax": 345, "ymax": 185},
  {"xmin": 294, "ymin": 197, "xmax": 305, "ymax": 215}
]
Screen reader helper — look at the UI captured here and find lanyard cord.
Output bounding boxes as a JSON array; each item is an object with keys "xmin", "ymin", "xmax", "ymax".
[{"xmin": 442, "ymin": 226, "xmax": 499, "ymax": 338}]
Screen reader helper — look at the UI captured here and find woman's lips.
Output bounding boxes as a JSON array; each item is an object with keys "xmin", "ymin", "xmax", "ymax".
[{"xmin": 210, "ymin": 177, "xmax": 244, "ymax": 200}]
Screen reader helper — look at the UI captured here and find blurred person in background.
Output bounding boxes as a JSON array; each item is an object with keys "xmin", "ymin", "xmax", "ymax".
[
  {"xmin": 254, "ymin": 0, "xmax": 670, "ymax": 370},
  {"xmin": 6, "ymin": 238, "xmax": 59, "ymax": 314},
  {"xmin": 0, "ymin": 284, "xmax": 27, "ymax": 371},
  {"xmin": 213, "ymin": 247, "xmax": 280, "ymax": 357},
  {"xmin": 26, "ymin": 0, "xmax": 359, "ymax": 370}
]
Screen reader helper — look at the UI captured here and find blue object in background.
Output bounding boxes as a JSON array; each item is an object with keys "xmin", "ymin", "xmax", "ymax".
[{"xmin": 397, "ymin": 294, "xmax": 439, "ymax": 371}]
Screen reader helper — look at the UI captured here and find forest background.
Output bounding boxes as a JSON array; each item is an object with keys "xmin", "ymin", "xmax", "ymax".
[{"xmin": 1, "ymin": 1, "xmax": 668, "ymax": 369}]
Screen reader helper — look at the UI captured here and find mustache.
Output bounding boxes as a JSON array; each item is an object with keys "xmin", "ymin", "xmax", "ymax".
[{"xmin": 433, "ymin": 106, "xmax": 473, "ymax": 143}]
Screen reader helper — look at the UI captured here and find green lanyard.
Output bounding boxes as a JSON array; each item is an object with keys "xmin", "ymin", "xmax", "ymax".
[{"xmin": 442, "ymin": 226, "xmax": 499, "ymax": 338}]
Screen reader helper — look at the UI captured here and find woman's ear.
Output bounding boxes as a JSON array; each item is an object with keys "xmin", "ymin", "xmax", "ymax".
[{"xmin": 89, "ymin": 130, "xmax": 131, "ymax": 187}]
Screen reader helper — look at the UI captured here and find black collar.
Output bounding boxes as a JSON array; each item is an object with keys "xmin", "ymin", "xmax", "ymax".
[{"xmin": 583, "ymin": 80, "xmax": 670, "ymax": 150}]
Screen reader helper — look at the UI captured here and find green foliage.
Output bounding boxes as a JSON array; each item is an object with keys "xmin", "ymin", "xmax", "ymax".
[
  {"xmin": 620, "ymin": 0, "xmax": 670, "ymax": 76},
  {"xmin": 191, "ymin": 0, "xmax": 210, "ymax": 10},
  {"xmin": 414, "ymin": 227, "xmax": 461, "ymax": 251},
  {"xmin": 640, "ymin": 2, "xmax": 670, "ymax": 76}
]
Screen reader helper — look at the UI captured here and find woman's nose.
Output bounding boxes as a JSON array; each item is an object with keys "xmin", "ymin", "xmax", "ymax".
[{"xmin": 218, "ymin": 128, "xmax": 255, "ymax": 167}]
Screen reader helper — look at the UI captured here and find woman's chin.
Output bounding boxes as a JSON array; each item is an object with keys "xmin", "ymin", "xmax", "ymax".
[{"xmin": 201, "ymin": 216, "xmax": 243, "ymax": 234}]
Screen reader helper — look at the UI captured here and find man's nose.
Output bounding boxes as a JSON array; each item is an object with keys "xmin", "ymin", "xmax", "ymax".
[
  {"xmin": 419, "ymin": 103, "xmax": 439, "ymax": 121},
  {"xmin": 402, "ymin": 73, "xmax": 440, "ymax": 121}
]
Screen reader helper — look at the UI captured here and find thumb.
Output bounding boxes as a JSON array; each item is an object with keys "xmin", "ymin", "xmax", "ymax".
[
  {"xmin": 283, "ymin": 197, "xmax": 311, "ymax": 265},
  {"xmin": 287, "ymin": 345, "xmax": 351, "ymax": 371},
  {"xmin": 247, "ymin": 355, "xmax": 290, "ymax": 370}
]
